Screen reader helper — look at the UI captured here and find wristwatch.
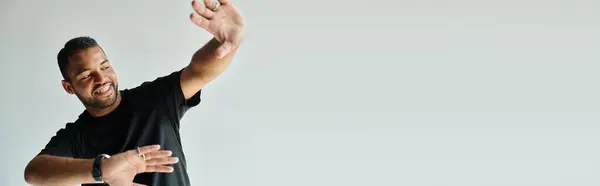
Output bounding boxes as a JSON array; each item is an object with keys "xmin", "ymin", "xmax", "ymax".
[{"xmin": 92, "ymin": 154, "xmax": 111, "ymax": 183}]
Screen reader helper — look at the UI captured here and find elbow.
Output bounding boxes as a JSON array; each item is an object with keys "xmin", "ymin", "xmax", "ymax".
[{"xmin": 24, "ymin": 160, "xmax": 42, "ymax": 185}]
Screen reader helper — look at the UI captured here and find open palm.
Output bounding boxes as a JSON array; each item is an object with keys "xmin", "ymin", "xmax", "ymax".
[
  {"xmin": 190, "ymin": 0, "xmax": 245, "ymax": 58},
  {"xmin": 101, "ymin": 145, "xmax": 178, "ymax": 186}
]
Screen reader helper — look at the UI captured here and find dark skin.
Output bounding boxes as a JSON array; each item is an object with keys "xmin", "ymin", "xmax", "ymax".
[
  {"xmin": 61, "ymin": 46, "xmax": 121, "ymax": 117},
  {"xmin": 60, "ymin": 0, "xmax": 245, "ymax": 117},
  {"xmin": 24, "ymin": 0, "xmax": 245, "ymax": 185}
]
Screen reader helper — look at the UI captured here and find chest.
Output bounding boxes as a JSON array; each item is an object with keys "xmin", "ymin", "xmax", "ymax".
[{"xmin": 72, "ymin": 106, "xmax": 177, "ymax": 158}]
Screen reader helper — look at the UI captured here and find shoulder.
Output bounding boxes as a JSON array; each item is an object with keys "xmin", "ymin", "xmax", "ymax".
[
  {"xmin": 56, "ymin": 115, "xmax": 90, "ymax": 138},
  {"xmin": 56, "ymin": 121, "xmax": 81, "ymax": 136},
  {"xmin": 49, "ymin": 124, "xmax": 73, "ymax": 139},
  {"xmin": 37, "ymin": 121, "xmax": 81, "ymax": 157},
  {"xmin": 126, "ymin": 69, "xmax": 184, "ymax": 96},
  {"xmin": 51, "ymin": 122, "xmax": 81, "ymax": 144}
]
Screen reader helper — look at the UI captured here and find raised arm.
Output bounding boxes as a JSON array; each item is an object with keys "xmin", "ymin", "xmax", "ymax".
[{"xmin": 180, "ymin": 0, "xmax": 245, "ymax": 99}]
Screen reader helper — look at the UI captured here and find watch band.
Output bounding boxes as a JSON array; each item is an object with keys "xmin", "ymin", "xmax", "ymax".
[{"xmin": 92, "ymin": 154, "xmax": 111, "ymax": 183}]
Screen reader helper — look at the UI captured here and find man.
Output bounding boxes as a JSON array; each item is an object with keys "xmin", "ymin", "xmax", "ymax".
[{"xmin": 23, "ymin": 0, "xmax": 244, "ymax": 185}]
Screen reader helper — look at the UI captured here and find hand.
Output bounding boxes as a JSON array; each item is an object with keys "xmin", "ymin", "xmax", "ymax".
[
  {"xmin": 190, "ymin": 0, "xmax": 245, "ymax": 58},
  {"xmin": 100, "ymin": 144, "xmax": 179, "ymax": 186}
]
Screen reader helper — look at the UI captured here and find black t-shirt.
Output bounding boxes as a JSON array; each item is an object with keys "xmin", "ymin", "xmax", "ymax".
[{"xmin": 38, "ymin": 69, "xmax": 201, "ymax": 186}]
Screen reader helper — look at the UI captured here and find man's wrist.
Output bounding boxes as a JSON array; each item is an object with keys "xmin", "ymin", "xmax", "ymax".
[
  {"xmin": 74, "ymin": 158, "xmax": 98, "ymax": 184},
  {"xmin": 92, "ymin": 154, "xmax": 111, "ymax": 183}
]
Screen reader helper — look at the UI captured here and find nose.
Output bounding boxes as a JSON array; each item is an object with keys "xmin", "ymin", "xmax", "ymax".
[{"xmin": 92, "ymin": 72, "xmax": 108, "ymax": 85}]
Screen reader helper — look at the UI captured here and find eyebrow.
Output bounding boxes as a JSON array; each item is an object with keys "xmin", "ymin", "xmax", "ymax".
[{"xmin": 74, "ymin": 60, "xmax": 109, "ymax": 77}]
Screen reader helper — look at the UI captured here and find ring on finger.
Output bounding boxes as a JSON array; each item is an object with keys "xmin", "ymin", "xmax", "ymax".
[
  {"xmin": 211, "ymin": 0, "xmax": 220, "ymax": 11},
  {"xmin": 137, "ymin": 147, "xmax": 147, "ymax": 160}
]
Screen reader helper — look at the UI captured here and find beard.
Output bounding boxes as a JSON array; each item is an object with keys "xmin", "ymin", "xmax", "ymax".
[{"xmin": 75, "ymin": 83, "xmax": 119, "ymax": 109}]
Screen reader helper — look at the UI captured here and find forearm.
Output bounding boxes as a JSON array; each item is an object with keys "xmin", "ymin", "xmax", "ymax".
[
  {"xmin": 187, "ymin": 37, "xmax": 238, "ymax": 82},
  {"xmin": 25, "ymin": 155, "xmax": 96, "ymax": 185}
]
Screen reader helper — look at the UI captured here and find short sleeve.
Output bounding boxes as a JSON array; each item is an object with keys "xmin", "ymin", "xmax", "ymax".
[
  {"xmin": 167, "ymin": 68, "xmax": 202, "ymax": 113},
  {"xmin": 37, "ymin": 127, "xmax": 75, "ymax": 157},
  {"xmin": 129, "ymin": 68, "xmax": 202, "ymax": 129}
]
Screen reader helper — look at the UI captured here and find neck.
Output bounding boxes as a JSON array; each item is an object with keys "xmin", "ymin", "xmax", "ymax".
[{"xmin": 85, "ymin": 91, "xmax": 122, "ymax": 117}]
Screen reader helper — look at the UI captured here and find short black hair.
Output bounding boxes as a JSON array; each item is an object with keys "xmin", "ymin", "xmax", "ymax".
[{"xmin": 57, "ymin": 36, "xmax": 100, "ymax": 81}]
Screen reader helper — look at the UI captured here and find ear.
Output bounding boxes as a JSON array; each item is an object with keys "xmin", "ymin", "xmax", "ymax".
[{"xmin": 61, "ymin": 80, "xmax": 75, "ymax": 95}]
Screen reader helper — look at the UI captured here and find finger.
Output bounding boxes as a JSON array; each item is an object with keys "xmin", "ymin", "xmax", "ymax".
[
  {"xmin": 190, "ymin": 13, "xmax": 211, "ymax": 29},
  {"xmin": 131, "ymin": 144, "xmax": 161, "ymax": 156},
  {"xmin": 143, "ymin": 150, "xmax": 172, "ymax": 160},
  {"xmin": 146, "ymin": 157, "xmax": 179, "ymax": 166},
  {"xmin": 145, "ymin": 165, "xmax": 175, "ymax": 173},
  {"xmin": 216, "ymin": 42, "xmax": 233, "ymax": 59},
  {"xmin": 203, "ymin": 0, "xmax": 218, "ymax": 10},
  {"xmin": 192, "ymin": 0, "xmax": 214, "ymax": 19},
  {"xmin": 132, "ymin": 183, "xmax": 147, "ymax": 186}
]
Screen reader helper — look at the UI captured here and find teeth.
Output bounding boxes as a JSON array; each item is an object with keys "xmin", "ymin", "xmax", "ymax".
[{"xmin": 95, "ymin": 84, "xmax": 110, "ymax": 94}]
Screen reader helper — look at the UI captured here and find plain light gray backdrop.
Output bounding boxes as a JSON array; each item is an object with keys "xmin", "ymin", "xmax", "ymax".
[{"xmin": 1, "ymin": 0, "xmax": 599, "ymax": 185}]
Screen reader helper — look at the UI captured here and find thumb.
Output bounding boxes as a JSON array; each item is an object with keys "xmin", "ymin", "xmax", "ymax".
[
  {"xmin": 132, "ymin": 182, "xmax": 147, "ymax": 186},
  {"xmin": 216, "ymin": 42, "xmax": 233, "ymax": 59}
]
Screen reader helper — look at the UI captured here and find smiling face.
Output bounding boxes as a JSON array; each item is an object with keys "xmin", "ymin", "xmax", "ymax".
[{"xmin": 61, "ymin": 45, "xmax": 119, "ymax": 110}]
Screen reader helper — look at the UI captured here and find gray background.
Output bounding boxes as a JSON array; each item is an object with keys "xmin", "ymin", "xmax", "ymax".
[{"xmin": 1, "ymin": 0, "xmax": 599, "ymax": 185}]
